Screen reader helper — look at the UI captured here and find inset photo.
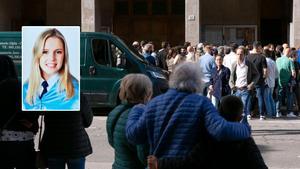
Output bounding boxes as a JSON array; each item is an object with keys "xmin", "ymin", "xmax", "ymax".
[{"xmin": 22, "ymin": 26, "xmax": 80, "ymax": 111}]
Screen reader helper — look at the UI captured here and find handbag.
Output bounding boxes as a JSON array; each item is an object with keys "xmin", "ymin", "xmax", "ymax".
[
  {"xmin": 0, "ymin": 79, "xmax": 18, "ymax": 140},
  {"xmin": 36, "ymin": 114, "xmax": 47, "ymax": 169}
]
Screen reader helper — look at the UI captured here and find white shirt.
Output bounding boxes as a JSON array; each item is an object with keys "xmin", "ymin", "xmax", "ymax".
[
  {"xmin": 223, "ymin": 52, "xmax": 236, "ymax": 71},
  {"xmin": 265, "ymin": 58, "xmax": 278, "ymax": 88},
  {"xmin": 39, "ymin": 73, "xmax": 60, "ymax": 96},
  {"xmin": 186, "ymin": 53, "xmax": 195, "ymax": 62},
  {"xmin": 235, "ymin": 59, "xmax": 248, "ymax": 88}
]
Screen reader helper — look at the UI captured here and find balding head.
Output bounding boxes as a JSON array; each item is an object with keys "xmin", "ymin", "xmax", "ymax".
[{"xmin": 282, "ymin": 43, "xmax": 289, "ymax": 50}]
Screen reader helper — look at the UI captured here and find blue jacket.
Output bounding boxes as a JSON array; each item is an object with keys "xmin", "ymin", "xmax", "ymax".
[
  {"xmin": 23, "ymin": 77, "xmax": 79, "ymax": 111},
  {"xmin": 143, "ymin": 53, "xmax": 156, "ymax": 66},
  {"xmin": 209, "ymin": 65, "xmax": 231, "ymax": 99},
  {"xmin": 126, "ymin": 89, "xmax": 251, "ymax": 158}
]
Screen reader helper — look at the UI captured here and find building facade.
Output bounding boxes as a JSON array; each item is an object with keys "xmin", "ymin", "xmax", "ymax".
[
  {"xmin": 0, "ymin": 0, "xmax": 299, "ymax": 47},
  {"xmin": 186, "ymin": 0, "xmax": 294, "ymax": 46}
]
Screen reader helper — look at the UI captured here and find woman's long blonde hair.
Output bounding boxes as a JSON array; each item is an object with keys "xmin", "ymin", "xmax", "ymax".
[{"xmin": 26, "ymin": 28, "xmax": 74, "ymax": 105}]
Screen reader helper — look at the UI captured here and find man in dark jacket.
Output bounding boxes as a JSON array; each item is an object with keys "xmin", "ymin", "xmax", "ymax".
[
  {"xmin": 230, "ymin": 46, "xmax": 260, "ymax": 123},
  {"xmin": 247, "ymin": 41, "xmax": 268, "ymax": 120},
  {"xmin": 156, "ymin": 41, "xmax": 170, "ymax": 70}
]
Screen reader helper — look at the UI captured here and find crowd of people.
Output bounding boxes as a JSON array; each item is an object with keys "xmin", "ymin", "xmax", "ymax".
[
  {"xmin": 108, "ymin": 38, "xmax": 300, "ymax": 168},
  {"xmin": 131, "ymin": 40, "xmax": 300, "ymax": 120}
]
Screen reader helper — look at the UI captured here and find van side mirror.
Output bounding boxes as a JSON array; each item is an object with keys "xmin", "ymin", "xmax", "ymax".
[{"xmin": 89, "ymin": 66, "xmax": 96, "ymax": 75}]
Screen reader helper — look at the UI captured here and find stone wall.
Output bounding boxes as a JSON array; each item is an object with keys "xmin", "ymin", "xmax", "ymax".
[
  {"xmin": 46, "ymin": 0, "xmax": 81, "ymax": 26},
  {"xmin": 200, "ymin": 0, "xmax": 258, "ymax": 25},
  {"xmin": 0, "ymin": 0, "xmax": 21, "ymax": 30}
]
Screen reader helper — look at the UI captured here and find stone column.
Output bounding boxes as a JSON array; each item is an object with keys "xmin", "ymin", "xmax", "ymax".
[
  {"xmin": 185, "ymin": 0, "xmax": 200, "ymax": 45},
  {"xmin": 81, "ymin": 0, "xmax": 95, "ymax": 32},
  {"xmin": 290, "ymin": 0, "xmax": 300, "ymax": 48}
]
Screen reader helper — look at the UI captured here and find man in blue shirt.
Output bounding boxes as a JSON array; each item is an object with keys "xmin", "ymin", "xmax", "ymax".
[
  {"xmin": 143, "ymin": 43, "xmax": 156, "ymax": 66},
  {"xmin": 198, "ymin": 45, "xmax": 216, "ymax": 96}
]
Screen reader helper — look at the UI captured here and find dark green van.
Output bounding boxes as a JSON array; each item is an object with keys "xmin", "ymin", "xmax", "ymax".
[{"xmin": 0, "ymin": 32, "xmax": 168, "ymax": 108}]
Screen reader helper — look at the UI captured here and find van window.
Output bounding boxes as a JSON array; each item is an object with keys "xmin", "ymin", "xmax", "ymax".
[
  {"xmin": 110, "ymin": 42, "xmax": 127, "ymax": 68},
  {"xmin": 92, "ymin": 39, "xmax": 109, "ymax": 66}
]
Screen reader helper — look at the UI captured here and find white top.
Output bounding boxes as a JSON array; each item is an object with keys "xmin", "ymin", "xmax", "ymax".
[
  {"xmin": 265, "ymin": 58, "xmax": 278, "ymax": 88},
  {"xmin": 236, "ymin": 59, "xmax": 248, "ymax": 88},
  {"xmin": 223, "ymin": 52, "xmax": 236, "ymax": 71},
  {"xmin": 186, "ymin": 53, "xmax": 195, "ymax": 62}
]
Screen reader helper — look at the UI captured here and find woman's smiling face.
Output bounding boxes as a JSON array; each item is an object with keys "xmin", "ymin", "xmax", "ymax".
[{"xmin": 39, "ymin": 37, "xmax": 65, "ymax": 80}]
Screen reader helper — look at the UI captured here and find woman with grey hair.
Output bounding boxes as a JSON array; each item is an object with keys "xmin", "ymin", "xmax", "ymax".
[
  {"xmin": 169, "ymin": 62, "xmax": 202, "ymax": 93},
  {"xmin": 126, "ymin": 62, "xmax": 251, "ymax": 160}
]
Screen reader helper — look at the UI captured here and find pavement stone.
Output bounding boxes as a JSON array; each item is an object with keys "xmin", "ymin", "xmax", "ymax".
[{"xmin": 86, "ymin": 116, "xmax": 300, "ymax": 169}]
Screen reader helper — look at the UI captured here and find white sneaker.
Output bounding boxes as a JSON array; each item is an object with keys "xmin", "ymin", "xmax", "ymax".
[
  {"xmin": 276, "ymin": 112, "xmax": 282, "ymax": 118},
  {"xmin": 287, "ymin": 112, "xmax": 297, "ymax": 118},
  {"xmin": 260, "ymin": 116, "xmax": 266, "ymax": 120}
]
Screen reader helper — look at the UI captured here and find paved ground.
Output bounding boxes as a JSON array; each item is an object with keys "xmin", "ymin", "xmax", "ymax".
[
  {"xmin": 85, "ymin": 116, "xmax": 300, "ymax": 169},
  {"xmin": 251, "ymin": 118, "xmax": 300, "ymax": 169}
]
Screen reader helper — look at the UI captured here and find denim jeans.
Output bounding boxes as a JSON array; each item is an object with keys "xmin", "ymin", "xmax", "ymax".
[
  {"xmin": 234, "ymin": 89, "xmax": 250, "ymax": 123},
  {"xmin": 276, "ymin": 84, "xmax": 293, "ymax": 113},
  {"xmin": 264, "ymin": 87, "xmax": 276, "ymax": 117},
  {"xmin": 203, "ymin": 84, "xmax": 209, "ymax": 97},
  {"xmin": 47, "ymin": 157, "xmax": 85, "ymax": 169},
  {"xmin": 256, "ymin": 86, "xmax": 266, "ymax": 116}
]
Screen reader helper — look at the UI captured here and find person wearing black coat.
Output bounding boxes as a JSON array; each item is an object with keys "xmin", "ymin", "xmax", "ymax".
[
  {"xmin": 157, "ymin": 42, "xmax": 170, "ymax": 71},
  {"xmin": 0, "ymin": 55, "xmax": 39, "ymax": 169},
  {"xmin": 40, "ymin": 93, "xmax": 93, "ymax": 169},
  {"xmin": 148, "ymin": 95, "xmax": 268, "ymax": 169}
]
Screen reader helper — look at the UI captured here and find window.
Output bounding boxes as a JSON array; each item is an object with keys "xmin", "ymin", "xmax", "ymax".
[
  {"xmin": 133, "ymin": 0, "xmax": 148, "ymax": 15},
  {"xmin": 171, "ymin": 0, "xmax": 184, "ymax": 15},
  {"xmin": 202, "ymin": 25, "xmax": 257, "ymax": 45},
  {"xmin": 110, "ymin": 42, "xmax": 127, "ymax": 68},
  {"xmin": 92, "ymin": 39, "xmax": 109, "ymax": 65},
  {"xmin": 115, "ymin": 0, "xmax": 129, "ymax": 15},
  {"xmin": 152, "ymin": 0, "xmax": 167, "ymax": 15}
]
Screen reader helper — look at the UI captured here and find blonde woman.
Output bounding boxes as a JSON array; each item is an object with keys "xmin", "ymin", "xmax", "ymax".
[
  {"xmin": 106, "ymin": 74, "xmax": 153, "ymax": 169},
  {"xmin": 23, "ymin": 28, "xmax": 79, "ymax": 110}
]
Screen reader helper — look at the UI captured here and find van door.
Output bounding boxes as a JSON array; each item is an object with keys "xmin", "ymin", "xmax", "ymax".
[{"xmin": 86, "ymin": 38, "xmax": 128, "ymax": 107}]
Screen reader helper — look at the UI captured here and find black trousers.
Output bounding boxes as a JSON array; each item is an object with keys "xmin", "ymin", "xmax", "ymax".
[{"xmin": 0, "ymin": 140, "xmax": 36, "ymax": 169}]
